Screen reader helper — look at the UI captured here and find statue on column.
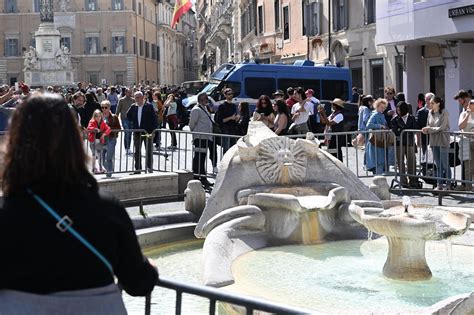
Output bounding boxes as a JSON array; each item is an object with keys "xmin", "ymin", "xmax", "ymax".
[
  {"xmin": 57, "ymin": 0, "xmax": 70, "ymax": 12},
  {"xmin": 55, "ymin": 45, "xmax": 72, "ymax": 69},
  {"xmin": 40, "ymin": 0, "xmax": 54, "ymax": 22},
  {"xmin": 23, "ymin": 47, "xmax": 40, "ymax": 71}
]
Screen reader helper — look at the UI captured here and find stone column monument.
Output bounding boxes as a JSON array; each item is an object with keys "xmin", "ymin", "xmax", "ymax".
[{"xmin": 23, "ymin": 0, "xmax": 74, "ymax": 87}]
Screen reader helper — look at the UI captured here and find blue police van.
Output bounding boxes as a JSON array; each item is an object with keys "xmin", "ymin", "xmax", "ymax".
[{"xmin": 183, "ymin": 61, "xmax": 352, "ymax": 111}]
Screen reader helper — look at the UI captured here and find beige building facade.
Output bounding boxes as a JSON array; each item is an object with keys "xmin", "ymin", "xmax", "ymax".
[
  {"xmin": 0, "ymin": 0, "xmax": 197, "ymax": 87},
  {"xmin": 197, "ymin": 0, "xmax": 400, "ymax": 98}
]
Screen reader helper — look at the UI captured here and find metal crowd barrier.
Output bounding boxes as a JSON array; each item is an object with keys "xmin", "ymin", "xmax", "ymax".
[
  {"xmin": 395, "ymin": 129, "xmax": 474, "ymax": 204},
  {"xmin": 80, "ymin": 127, "xmax": 401, "ymax": 182},
  {"xmin": 150, "ymin": 129, "xmax": 240, "ymax": 180},
  {"xmin": 84, "ymin": 128, "xmax": 149, "ymax": 175},
  {"xmin": 144, "ymin": 276, "xmax": 311, "ymax": 315}
]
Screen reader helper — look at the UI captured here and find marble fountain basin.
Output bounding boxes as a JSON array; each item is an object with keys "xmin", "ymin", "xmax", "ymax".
[{"xmin": 349, "ymin": 200, "xmax": 471, "ymax": 281}]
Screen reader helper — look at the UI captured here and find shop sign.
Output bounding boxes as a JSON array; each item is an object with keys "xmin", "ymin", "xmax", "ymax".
[{"xmin": 448, "ymin": 5, "xmax": 474, "ymax": 18}]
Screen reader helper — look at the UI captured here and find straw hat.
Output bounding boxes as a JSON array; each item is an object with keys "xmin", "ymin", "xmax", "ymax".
[{"xmin": 331, "ymin": 98, "xmax": 345, "ymax": 108}]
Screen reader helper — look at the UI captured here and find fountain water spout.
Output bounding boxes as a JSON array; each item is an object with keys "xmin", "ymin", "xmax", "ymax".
[{"xmin": 402, "ymin": 196, "xmax": 411, "ymax": 214}]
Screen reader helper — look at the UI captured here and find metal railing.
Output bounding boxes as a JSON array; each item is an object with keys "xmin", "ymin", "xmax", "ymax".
[
  {"xmin": 393, "ymin": 129, "xmax": 474, "ymax": 204},
  {"xmin": 144, "ymin": 276, "xmax": 312, "ymax": 315}
]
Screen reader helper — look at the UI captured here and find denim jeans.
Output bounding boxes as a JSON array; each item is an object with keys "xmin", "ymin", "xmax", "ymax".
[
  {"xmin": 432, "ymin": 146, "xmax": 451, "ymax": 186},
  {"xmin": 221, "ymin": 136, "xmax": 237, "ymax": 154},
  {"xmin": 121, "ymin": 119, "xmax": 131, "ymax": 151},
  {"xmin": 102, "ymin": 138, "xmax": 117, "ymax": 177}
]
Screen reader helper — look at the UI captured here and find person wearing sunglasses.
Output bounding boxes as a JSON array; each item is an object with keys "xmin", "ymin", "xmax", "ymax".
[
  {"xmin": 100, "ymin": 100, "xmax": 121, "ymax": 178},
  {"xmin": 383, "ymin": 86, "xmax": 398, "ymax": 124}
]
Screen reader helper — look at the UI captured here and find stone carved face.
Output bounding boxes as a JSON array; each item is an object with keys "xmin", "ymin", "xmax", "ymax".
[{"xmin": 256, "ymin": 137, "xmax": 307, "ymax": 185}]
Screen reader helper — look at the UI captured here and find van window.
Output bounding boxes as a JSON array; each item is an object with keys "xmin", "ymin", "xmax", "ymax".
[
  {"xmin": 210, "ymin": 81, "xmax": 241, "ymax": 101},
  {"xmin": 321, "ymin": 80, "xmax": 349, "ymax": 100},
  {"xmin": 245, "ymin": 78, "xmax": 276, "ymax": 99},
  {"xmin": 278, "ymin": 79, "xmax": 321, "ymax": 98}
]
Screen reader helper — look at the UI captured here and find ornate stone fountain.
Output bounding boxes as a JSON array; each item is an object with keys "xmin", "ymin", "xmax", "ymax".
[
  {"xmin": 190, "ymin": 122, "xmax": 380, "ymax": 286},
  {"xmin": 349, "ymin": 198, "xmax": 471, "ymax": 281}
]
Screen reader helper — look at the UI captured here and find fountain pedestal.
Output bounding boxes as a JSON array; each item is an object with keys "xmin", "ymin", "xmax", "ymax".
[{"xmin": 385, "ymin": 237, "xmax": 431, "ymax": 281}]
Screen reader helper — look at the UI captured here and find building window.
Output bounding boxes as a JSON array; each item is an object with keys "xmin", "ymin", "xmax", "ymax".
[
  {"xmin": 132, "ymin": 0, "xmax": 136, "ymax": 11},
  {"xmin": 364, "ymin": 0, "xmax": 376, "ymax": 24},
  {"xmin": 112, "ymin": 36, "xmax": 125, "ymax": 54},
  {"xmin": 5, "ymin": 39, "xmax": 19, "ymax": 56},
  {"xmin": 349, "ymin": 59, "xmax": 363, "ymax": 94},
  {"xmin": 115, "ymin": 72, "xmax": 125, "ymax": 85},
  {"xmin": 303, "ymin": 1, "xmax": 320, "ymax": 36},
  {"xmin": 60, "ymin": 37, "xmax": 71, "ymax": 50},
  {"xmin": 86, "ymin": 37, "xmax": 99, "ymax": 54},
  {"xmin": 33, "ymin": 0, "xmax": 40, "ymax": 12},
  {"xmin": 139, "ymin": 39, "xmax": 144, "ymax": 56},
  {"xmin": 156, "ymin": 45, "xmax": 160, "ymax": 61},
  {"xmin": 151, "ymin": 44, "xmax": 156, "ymax": 60},
  {"xmin": 274, "ymin": 0, "xmax": 280, "ymax": 30},
  {"xmin": 5, "ymin": 0, "xmax": 17, "ymax": 13},
  {"xmin": 138, "ymin": 2, "xmax": 142, "ymax": 15},
  {"xmin": 333, "ymin": 0, "xmax": 348, "ymax": 31},
  {"xmin": 112, "ymin": 0, "xmax": 123, "ymax": 10},
  {"xmin": 283, "ymin": 6, "xmax": 290, "ymax": 40},
  {"xmin": 370, "ymin": 58, "xmax": 384, "ymax": 98},
  {"xmin": 85, "ymin": 0, "xmax": 97, "ymax": 11},
  {"xmin": 30, "ymin": 37, "xmax": 36, "ymax": 48},
  {"xmin": 240, "ymin": 1, "xmax": 257, "ymax": 40},
  {"xmin": 145, "ymin": 41, "xmax": 150, "ymax": 58},
  {"xmin": 257, "ymin": 5, "xmax": 264, "ymax": 35},
  {"xmin": 133, "ymin": 36, "xmax": 137, "ymax": 54},
  {"xmin": 88, "ymin": 73, "xmax": 99, "ymax": 85}
]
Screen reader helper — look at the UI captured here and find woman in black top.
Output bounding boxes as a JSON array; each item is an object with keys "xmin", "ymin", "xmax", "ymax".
[
  {"xmin": 254, "ymin": 95, "xmax": 275, "ymax": 129},
  {"xmin": 0, "ymin": 94, "xmax": 158, "ymax": 312}
]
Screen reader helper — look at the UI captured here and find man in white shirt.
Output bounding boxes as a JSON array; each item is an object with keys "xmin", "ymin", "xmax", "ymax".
[
  {"xmin": 290, "ymin": 87, "xmax": 312, "ymax": 135},
  {"xmin": 305, "ymin": 88, "xmax": 323, "ymax": 133}
]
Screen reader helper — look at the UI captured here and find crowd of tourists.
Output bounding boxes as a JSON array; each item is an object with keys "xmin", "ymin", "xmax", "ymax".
[
  {"xmin": 1, "ymin": 81, "xmax": 472, "ymax": 191},
  {"xmin": 0, "ymin": 81, "xmax": 190, "ymax": 176},
  {"xmin": 355, "ymin": 87, "xmax": 473, "ymax": 191}
]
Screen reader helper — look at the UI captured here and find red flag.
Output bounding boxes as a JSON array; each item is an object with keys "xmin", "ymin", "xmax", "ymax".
[{"xmin": 171, "ymin": 0, "xmax": 192, "ymax": 28}]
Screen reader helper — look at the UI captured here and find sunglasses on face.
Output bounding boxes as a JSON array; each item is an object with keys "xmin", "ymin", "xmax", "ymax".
[
  {"xmin": 385, "ymin": 92, "xmax": 393, "ymax": 95},
  {"xmin": 101, "ymin": 106, "xmax": 109, "ymax": 109}
]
